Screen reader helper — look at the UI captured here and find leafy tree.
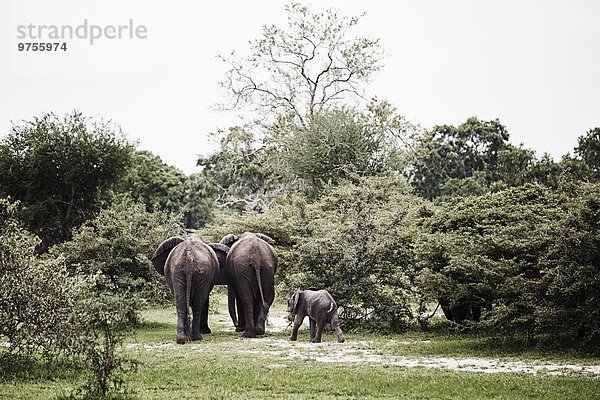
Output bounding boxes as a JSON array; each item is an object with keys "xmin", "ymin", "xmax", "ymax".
[
  {"xmin": 197, "ymin": 126, "xmax": 291, "ymax": 213},
  {"xmin": 183, "ymin": 172, "xmax": 219, "ymax": 228},
  {"xmin": 407, "ymin": 117, "xmax": 510, "ymax": 199},
  {"xmin": 0, "ymin": 111, "xmax": 133, "ymax": 250},
  {"xmin": 218, "ymin": 2, "xmax": 383, "ymax": 126},
  {"xmin": 281, "ymin": 101, "xmax": 412, "ymax": 196},
  {"xmin": 574, "ymin": 127, "xmax": 600, "ymax": 182},
  {"xmin": 0, "ymin": 199, "xmax": 74, "ymax": 355},
  {"xmin": 0, "ymin": 199, "xmax": 139, "ymax": 397},
  {"xmin": 117, "ymin": 150, "xmax": 214, "ymax": 229},
  {"xmin": 118, "ymin": 150, "xmax": 187, "ymax": 213},
  {"xmin": 540, "ymin": 183, "xmax": 600, "ymax": 344}
]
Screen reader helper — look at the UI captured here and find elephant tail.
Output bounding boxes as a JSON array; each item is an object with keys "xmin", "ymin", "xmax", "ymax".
[
  {"xmin": 185, "ymin": 269, "xmax": 193, "ymax": 340},
  {"xmin": 254, "ymin": 262, "xmax": 268, "ymax": 316}
]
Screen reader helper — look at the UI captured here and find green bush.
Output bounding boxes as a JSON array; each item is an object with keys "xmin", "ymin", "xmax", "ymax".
[
  {"xmin": 290, "ymin": 176, "xmax": 430, "ymax": 332},
  {"xmin": 539, "ymin": 183, "xmax": 600, "ymax": 345},
  {"xmin": 0, "ymin": 199, "xmax": 77, "ymax": 356},
  {"xmin": 52, "ymin": 198, "xmax": 185, "ymax": 303},
  {"xmin": 67, "ymin": 284, "xmax": 138, "ymax": 399}
]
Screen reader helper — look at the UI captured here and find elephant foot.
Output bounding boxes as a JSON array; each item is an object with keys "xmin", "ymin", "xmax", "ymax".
[
  {"xmin": 311, "ymin": 338, "xmax": 322, "ymax": 343},
  {"xmin": 337, "ymin": 337, "xmax": 345, "ymax": 343},
  {"xmin": 176, "ymin": 335, "xmax": 188, "ymax": 345},
  {"xmin": 190, "ymin": 334, "xmax": 203, "ymax": 341},
  {"xmin": 289, "ymin": 336, "xmax": 297, "ymax": 341},
  {"xmin": 242, "ymin": 331, "xmax": 256, "ymax": 338},
  {"xmin": 199, "ymin": 327, "xmax": 212, "ymax": 334},
  {"xmin": 235, "ymin": 326, "xmax": 245, "ymax": 332},
  {"xmin": 255, "ymin": 326, "xmax": 265, "ymax": 335}
]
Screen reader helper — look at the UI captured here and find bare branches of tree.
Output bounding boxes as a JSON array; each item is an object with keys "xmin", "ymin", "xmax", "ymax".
[{"xmin": 217, "ymin": 3, "xmax": 383, "ymax": 127}]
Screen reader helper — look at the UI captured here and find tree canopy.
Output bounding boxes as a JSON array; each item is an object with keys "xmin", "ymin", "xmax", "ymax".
[
  {"xmin": 0, "ymin": 111, "xmax": 133, "ymax": 250},
  {"xmin": 219, "ymin": 2, "xmax": 383, "ymax": 126}
]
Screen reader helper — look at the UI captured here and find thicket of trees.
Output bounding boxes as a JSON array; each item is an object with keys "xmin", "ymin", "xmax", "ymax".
[{"xmin": 1, "ymin": 4, "xmax": 599, "ymax": 396}]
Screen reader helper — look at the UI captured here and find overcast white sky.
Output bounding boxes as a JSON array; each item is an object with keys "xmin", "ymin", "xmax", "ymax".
[{"xmin": 1, "ymin": 0, "xmax": 599, "ymax": 174}]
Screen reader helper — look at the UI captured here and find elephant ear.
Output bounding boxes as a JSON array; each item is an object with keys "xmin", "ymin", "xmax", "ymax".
[
  {"xmin": 220, "ymin": 234, "xmax": 238, "ymax": 247},
  {"xmin": 254, "ymin": 233, "xmax": 276, "ymax": 245},
  {"xmin": 289, "ymin": 290, "xmax": 301, "ymax": 314},
  {"xmin": 151, "ymin": 237, "xmax": 184, "ymax": 275},
  {"xmin": 208, "ymin": 243, "xmax": 229, "ymax": 266}
]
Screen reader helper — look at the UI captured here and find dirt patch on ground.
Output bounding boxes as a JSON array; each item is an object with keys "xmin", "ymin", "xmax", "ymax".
[
  {"xmin": 127, "ymin": 335, "xmax": 600, "ymax": 376},
  {"xmin": 239, "ymin": 338, "xmax": 600, "ymax": 376},
  {"xmin": 128, "ymin": 310, "xmax": 600, "ymax": 376}
]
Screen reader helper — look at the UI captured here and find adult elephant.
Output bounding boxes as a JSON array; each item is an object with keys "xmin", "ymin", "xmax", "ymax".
[
  {"xmin": 151, "ymin": 234, "xmax": 218, "ymax": 344},
  {"xmin": 222, "ymin": 232, "xmax": 277, "ymax": 338}
]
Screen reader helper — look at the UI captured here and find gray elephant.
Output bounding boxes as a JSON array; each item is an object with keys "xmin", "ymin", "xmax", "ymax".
[
  {"xmin": 222, "ymin": 232, "xmax": 277, "ymax": 338},
  {"xmin": 288, "ymin": 289, "xmax": 345, "ymax": 343},
  {"xmin": 151, "ymin": 234, "xmax": 218, "ymax": 344}
]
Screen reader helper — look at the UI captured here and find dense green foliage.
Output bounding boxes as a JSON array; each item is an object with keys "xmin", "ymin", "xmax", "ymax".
[
  {"xmin": 118, "ymin": 151, "xmax": 187, "ymax": 213},
  {"xmin": 540, "ymin": 184, "xmax": 600, "ymax": 343},
  {"xmin": 0, "ymin": 199, "xmax": 139, "ymax": 398},
  {"xmin": 52, "ymin": 199, "xmax": 185, "ymax": 302},
  {"xmin": 0, "ymin": 199, "xmax": 76, "ymax": 355},
  {"xmin": 0, "ymin": 112, "xmax": 133, "ymax": 250}
]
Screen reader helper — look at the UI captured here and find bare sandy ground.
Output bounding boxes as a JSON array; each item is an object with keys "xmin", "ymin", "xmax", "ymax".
[{"xmin": 126, "ymin": 315, "xmax": 600, "ymax": 376}]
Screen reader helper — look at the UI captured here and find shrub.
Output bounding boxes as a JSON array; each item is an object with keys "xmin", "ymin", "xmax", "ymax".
[
  {"xmin": 0, "ymin": 199, "xmax": 78, "ymax": 356},
  {"xmin": 291, "ymin": 176, "xmax": 429, "ymax": 332},
  {"xmin": 539, "ymin": 183, "xmax": 600, "ymax": 345},
  {"xmin": 52, "ymin": 198, "xmax": 185, "ymax": 303}
]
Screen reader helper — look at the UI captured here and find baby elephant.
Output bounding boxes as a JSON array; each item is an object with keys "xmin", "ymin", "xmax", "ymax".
[{"xmin": 287, "ymin": 289, "xmax": 345, "ymax": 343}]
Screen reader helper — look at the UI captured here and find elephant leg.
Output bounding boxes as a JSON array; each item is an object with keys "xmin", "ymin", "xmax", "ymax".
[
  {"xmin": 255, "ymin": 267, "xmax": 275, "ymax": 335},
  {"xmin": 236, "ymin": 284, "xmax": 256, "ymax": 338},
  {"xmin": 290, "ymin": 314, "xmax": 305, "ymax": 341},
  {"xmin": 190, "ymin": 282, "xmax": 213, "ymax": 341},
  {"xmin": 330, "ymin": 313, "xmax": 345, "ymax": 343},
  {"xmin": 199, "ymin": 296, "xmax": 211, "ymax": 334},
  {"xmin": 254, "ymin": 299, "xmax": 266, "ymax": 335},
  {"xmin": 190, "ymin": 298, "xmax": 203, "ymax": 342},
  {"xmin": 234, "ymin": 290, "xmax": 246, "ymax": 332},
  {"xmin": 309, "ymin": 319, "xmax": 316, "ymax": 341},
  {"xmin": 312, "ymin": 322, "xmax": 324, "ymax": 343},
  {"xmin": 173, "ymin": 280, "xmax": 189, "ymax": 344},
  {"xmin": 227, "ymin": 286, "xmax": 239, "ymax": 328}
]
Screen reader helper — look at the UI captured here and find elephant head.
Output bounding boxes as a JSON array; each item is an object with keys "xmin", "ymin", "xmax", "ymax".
[{"xmin": 287, "ymin": 289, "xmax": 301, "ymax": 314}]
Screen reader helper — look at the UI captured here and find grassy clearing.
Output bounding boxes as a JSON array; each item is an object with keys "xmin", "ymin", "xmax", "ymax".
[{"xmin": 2, "ymin": 297, "xmax": 599, "ymax": 399}]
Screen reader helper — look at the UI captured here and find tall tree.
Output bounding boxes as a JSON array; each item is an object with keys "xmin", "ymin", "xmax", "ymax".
[
  {"xmin": 280, "ymin": 100, "xmax": 412, "ymax": 196},
  {"xmin": 574, "ymin": 127, "xmax": 600, "ymax": 182},
  {"xmin": 196, "ymin": 126, "xmax": 290, "ymax": 213},
  {"xmin": 218, "ymin": 2, "xmax": 383, "ymax": 126},
  {"xmin": 0, "ymin": 111, "xmax": 132, "ymax": 250},
  {"xmin": 118, "ymin": 150, "xmax": 187, "ymax": 213},
  {"xmin": 407, "ymin": 117, "xmax": 510, "ymax": 199}
]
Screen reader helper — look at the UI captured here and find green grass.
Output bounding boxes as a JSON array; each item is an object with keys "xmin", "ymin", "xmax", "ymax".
[{"xmin": 2, "ymin": 297, "xmax": 599, "ymax": 399}]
